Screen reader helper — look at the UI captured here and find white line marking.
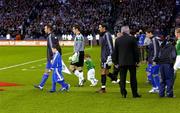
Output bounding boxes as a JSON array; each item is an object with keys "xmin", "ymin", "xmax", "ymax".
[
  {"xmin": 31, "ymin": 66, "xmax": 35, "ymax": 69},
  {"xmin": 0, "ymin": 48, "xmax": 92, "ymax": 71},
  {"xmin": 22, "ymin": 68, "xmax": 27, "ymax": 71},
  {"xmin": 0, "ymin": 58, "xmax": 45, "ymax": 71}
]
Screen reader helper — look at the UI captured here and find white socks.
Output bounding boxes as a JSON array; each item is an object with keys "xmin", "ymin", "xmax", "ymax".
[{"xmin": 74, "ymin": 70, "xmax": 84, "ymax": 85}]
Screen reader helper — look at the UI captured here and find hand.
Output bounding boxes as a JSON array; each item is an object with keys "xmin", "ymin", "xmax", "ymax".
[
  {"xmin": 68, "ymin": 56, "xmax": 72, "ymax": 61},
  {"xmin": 84, "ymin": 59, "xmax": 87, "ymax": 62},
  {"xmin": 71, "ymin": 52, "xmax": 79, "ymax": 63},
  {"xmin": 152, "ymin": 62, "xmax": 156, "ymax": 66},
  {"xmin": 136, "ymin": 63, "xmax": 140, "ymax": 67},
  {"xmin": 48, "ymin": 69, "xmax": 53, "ymax": 72},
  {"xmin": 74, "ymin": 52, "xmax": 78, "ymax": 56},
  {"xmin": 106, "ymin": 56, "xmax": 113, "ymax": 66},
  {"xmin": 114, "ymin": 64, "xmax": 119, "ymax": 68}
]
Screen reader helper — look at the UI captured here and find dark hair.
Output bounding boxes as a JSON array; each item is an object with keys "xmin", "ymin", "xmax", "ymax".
[
  {"xmin": 176, "ymin": 28, "xmax": 180, "ymax": 34},
  {"xmin": 73, "ymin": 24, "xmax": 81, "ymax": 31},
  {"xmin": 99, "ymin": 23, "xmax": 108, "ymax": 30},
  {"xmin": 84, "ymin": 54, "xmax": 91, "ymax": 58},
  {"xmin": 46, "ymin": 23, "xmax": 53, "ymax": 31},
  {"xmin": 146, "ymin": 28, "xmax": 153, "ymax": 33}
]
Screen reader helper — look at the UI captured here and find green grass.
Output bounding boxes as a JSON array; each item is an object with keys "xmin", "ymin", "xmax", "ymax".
[{"xmin": 0, "ymin": 46, "xmax": 180, "ymax": 113}]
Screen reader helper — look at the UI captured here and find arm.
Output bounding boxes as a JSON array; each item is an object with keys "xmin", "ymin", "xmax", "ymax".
[
  {"xmin": 105, "ymin": 33, "xmax": 113, "ymax": 56},
  {"xmin": 52, "ymin": 52, "xmax": 62, "ymax": 70},
  {"xmin": 133, "ymin": 37, "xmax": 140, "ymax": 64},
  {"xmin": 51, "ymin": 36, "xmax": 62, "ymax": 55},
  {"xmin": 112, "ymin": 39, "xmax": 119, "ymax": 65},
  {"xmin": 51, "ymin": 53, "xmax": 58, "ymax": 69},
  {"xmin": 152, "ymin": 37, "xmax": 160, "ymax": 62}
]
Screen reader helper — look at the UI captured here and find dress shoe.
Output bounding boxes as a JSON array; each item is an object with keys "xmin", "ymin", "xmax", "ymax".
[
  {"xmin": 96, "ymin": 88, "xmax": 106, "ymax": 93},
  {"xmin": 122, "ymin": 93, "xmax": 127, "ymax": 98},
  {"xmin": 133, "ymin": 94, "xmax": 141, "ymax": 98},
  {"xmin": 121, "ymin": 90, "xmax": 127, "ymax": 98}
]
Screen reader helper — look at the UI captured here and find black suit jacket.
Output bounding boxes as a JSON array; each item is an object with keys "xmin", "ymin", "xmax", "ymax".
[{"xmin": 112, "ymin": 33, "xmax": 139, "ymax": 66}]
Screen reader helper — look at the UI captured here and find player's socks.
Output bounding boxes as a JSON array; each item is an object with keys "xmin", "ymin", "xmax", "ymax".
[
  {"xmin": 74, "ymin": 70, "xmax": 82, "ymax": 85},
  {"xmin": 96, "ymin": 76, "xmax": 106, "ymax": 93},
  {"xmin": 74, "ymin": 70, "xmax": 80, "ymax": 77},
  {"xmin": 101, "ymin": 74, "xmax": 106, "ymax": 88},
  {"xmin": 51, "ymin": 82, "xmax": 56, "ymax": 91},
  {"xmin": 107, "ymin": 73, "xmax": 114, "ymax": 81},
  {"xmin": 101, "ymin": 85, "xmax": 106, "ymax": 89},
  {"xmin": 39, "ymin": 73, "xmax": 49, "ymax": 87},
  {"xmin": 57, "ymin": 80, "xmax": 67, "ymax": 88},
  {"xmin": 79, "ymin": 71, "xmax": 84, "ymax": 85},
  {"xmin": 58, "ymin": 81, "xmax": 70, "ymax": 91}
]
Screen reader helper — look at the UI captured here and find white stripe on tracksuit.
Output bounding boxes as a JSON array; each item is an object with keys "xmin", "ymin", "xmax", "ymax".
[
  {"xmin": 52, "ymin": 51, "xmax": 58, "ymax": 65},
  {"xmin": 105, "ymin": 33, "xmax": 113, "ymax": 55},
  {"xmin": 55, "ymin": 68, "xmax": 63, "ymax": 81},
  {"xmin": 48, "ymin": 34, "xmax": 53, "ymax": 49}
]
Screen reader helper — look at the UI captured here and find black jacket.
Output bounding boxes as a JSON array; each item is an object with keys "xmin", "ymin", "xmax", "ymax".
[
  {"xmin": 100, "ymin": 31, "xmax": 113, "ymax": 63},
  {"xmin": 158, "ymin": 40, "xmax": 176, "ymax": 64},
  {"xmin": 112, "ymin": 33, "xmax": 139, "ymax": 66},
  {"xmin": 47, "ymin": 33, "xmax": 62, "ymax": 61}
]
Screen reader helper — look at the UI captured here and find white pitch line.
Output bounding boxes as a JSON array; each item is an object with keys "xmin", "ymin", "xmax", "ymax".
[
  {"xmin": 0, "ymin": 48, "xmax": 92, "ymax": 71},
  {"xmin": 0, "ymin": 58, "xmax": 45, "ymax": 71},
  {"xmin": 30, "ymin": 66, "xmax": 36, "ymax": 69},
  {"xmin": 22, "ymin": 68, "xmax": 27, "ymax": 71}
]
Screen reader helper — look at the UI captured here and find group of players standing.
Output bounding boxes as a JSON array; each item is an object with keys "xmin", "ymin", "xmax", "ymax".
[{"xmin": 34, "ymin": 23, "xmax": 180, "ymax": 98}]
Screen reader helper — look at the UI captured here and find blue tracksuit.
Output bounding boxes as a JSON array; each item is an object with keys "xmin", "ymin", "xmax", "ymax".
[
  {"xmin": 51, "ymin": 51, "xmax": 68, "ymax": 91},
  {"xmin": 158, "ymin": 40, "xmax": 176, "ymax": 97},
  {"xmin": 147, "ymin": 36, "xmax": 161, "ymax": 64},
  {"xmin": 146, "ymin": 36, "xmax": 161, "ymax": 88},
  {"xmin": 52, "ymin": 51, "xmax": 64, "ymax": 82}
]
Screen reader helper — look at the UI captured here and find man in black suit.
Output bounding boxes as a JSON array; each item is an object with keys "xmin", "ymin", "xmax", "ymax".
[{"xmin": 113, "ymin": 26, "xmax": 141, "ymax": 98}]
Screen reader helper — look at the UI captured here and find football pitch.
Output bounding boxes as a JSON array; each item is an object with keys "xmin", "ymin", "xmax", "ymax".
[{"xmin": 0, "ymin": 46, "xmax": 180, "ymax": 113}]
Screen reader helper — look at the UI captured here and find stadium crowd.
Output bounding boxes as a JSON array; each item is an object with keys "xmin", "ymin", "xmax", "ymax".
[
  {"xmin": 114, "ymin": 0, "xmax": 175, "ymax": 35},
  {"xmin": 0, "ymin": 0, "xmax": 176, "ymax": 40}
]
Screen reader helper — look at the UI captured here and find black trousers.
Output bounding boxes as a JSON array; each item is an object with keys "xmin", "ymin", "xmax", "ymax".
[{"xmin": 119, "ymin": 65, "xmax": 138, "ymax": 96}]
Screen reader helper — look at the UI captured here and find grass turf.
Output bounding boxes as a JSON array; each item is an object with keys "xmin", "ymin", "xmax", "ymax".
[{"xmin": 0, "ymin": 46, "xmax": 180, "ymax": 113}]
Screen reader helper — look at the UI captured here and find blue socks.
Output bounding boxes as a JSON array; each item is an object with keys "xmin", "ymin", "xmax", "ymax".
[
  {"xmin": 39, "ymin": 73, "xmax": 49, "ymax": 87},
  {"xmin": 57, "ymin": 80, "xmax": 68, "ymax": 88},
  {"xmin": 51, "ymin": 82, "xmax": 56, "ymax": 91}
]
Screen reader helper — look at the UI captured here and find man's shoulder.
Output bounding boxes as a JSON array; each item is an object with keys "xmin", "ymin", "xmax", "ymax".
[
  {"xmin": 105, "ymin": 32, "xmax": 112, "ymax": 37},
  {"xmin": 75, "ymin": 34, "xmax": 84, "ymax": 40},
  {"xmin": 50, "ymin": 33, "xmax": 58, "ymax": 39}
]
